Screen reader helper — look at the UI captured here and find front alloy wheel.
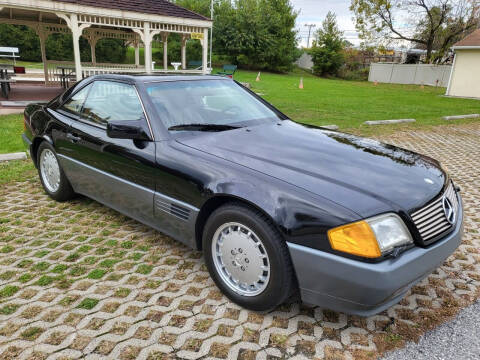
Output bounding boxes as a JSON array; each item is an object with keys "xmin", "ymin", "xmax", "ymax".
[
  {"xmin": 203, "ymin": 203, "xmax": 296, "ymax": 311},
  {"xmin": 211, "ymin": 222, "xmax": 271, "ymax": 297}
]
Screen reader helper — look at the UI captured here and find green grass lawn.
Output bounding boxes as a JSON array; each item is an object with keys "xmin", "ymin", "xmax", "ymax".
[
  {"xmin": 233, "ymin": 69, "xmax": 480, "ymax": 135},
  {"xmin": 0, "ymin": 160, "xmax": 35, "ymax": 185},
  {"xmin": 0, "ymin": 114, "xmax": 25, "ymax": 154}
]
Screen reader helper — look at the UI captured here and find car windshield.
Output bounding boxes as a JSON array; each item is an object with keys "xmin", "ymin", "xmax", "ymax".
[{"xmin": 146, "ymin": 79, "xmax": 282, "ymax": 131}]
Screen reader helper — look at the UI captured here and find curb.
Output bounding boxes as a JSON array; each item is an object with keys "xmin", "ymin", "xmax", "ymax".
[
  {"xmin": 443, "ymin": 114, "xmax": 479, "ymax": 121},
  {"xmin": 321, "ymin": 125, "xmax": 339, "ymax": 130},
  {"xmin": 364, "ymin": 119, "xmax": 416, "ymax": 125},
  {"xmin": 0, "ymin": 152, "xmax": 27, "ymax": 162}
]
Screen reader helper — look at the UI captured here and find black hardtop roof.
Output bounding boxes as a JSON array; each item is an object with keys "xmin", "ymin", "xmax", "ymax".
[{"xmin": 90, "ymin": 73, "xmax": 229, "ymax": 84}]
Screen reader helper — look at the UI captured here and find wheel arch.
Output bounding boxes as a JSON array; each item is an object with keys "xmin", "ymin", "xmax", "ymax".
[
  {"xmin": 31, "ymin": 135, "xmax": 53, "ymax": 167},
  {"xmin": 195, "ymin": 194, "xmax": 282, "ymax": 251}
]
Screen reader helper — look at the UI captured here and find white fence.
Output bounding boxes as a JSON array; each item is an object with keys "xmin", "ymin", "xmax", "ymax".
[{"xmin": 369, "ymin": 63, "xmax": 452, "ymax": 87}]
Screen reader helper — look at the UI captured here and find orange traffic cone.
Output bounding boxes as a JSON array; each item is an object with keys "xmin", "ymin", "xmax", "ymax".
[
  {"xmin": 256, "ymin": 72, "xmax": 261, "ymax": 82},
  {"xmin": 299, "ymin": 77, "xmax": 304, "ymax": 89}
]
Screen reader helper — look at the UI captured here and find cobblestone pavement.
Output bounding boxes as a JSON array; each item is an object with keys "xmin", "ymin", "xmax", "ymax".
[{"xmin": 0, "ymin": 124, "xmax": 479, "ymax": 360}]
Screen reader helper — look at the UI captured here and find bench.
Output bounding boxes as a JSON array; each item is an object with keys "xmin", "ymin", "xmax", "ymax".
[
  {"xmin": 187, "ymin": 60, "xmax": 202, "ymax": 70},
  {"xmin": 0, "ymin": 47, "xmax": 20, "ymax": 64},
  {"xmin": 217, "ymin": 64, "xmax": 237, "ymax": 78}
]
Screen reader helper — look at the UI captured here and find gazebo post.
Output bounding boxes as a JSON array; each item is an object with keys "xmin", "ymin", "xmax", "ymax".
[
  {"xmin": 70, "ymin": 14, "xmax": 85, "ymax": 81},
  {"xmin": 36, "ymin": 27, "xmax": 49, "ymax": 85},
  {"xmin": 162, "ymin": 33, "xmax": 169, "ymax": 70},
  {"xmin": 143, "ymin": 22, "xmax": 152, "ymax": 73},
  {"xmin": 85, "ymin": 30, "xmax": 99, "ymax": 66},
  {"xmin": 57, "ymin": 13, "xmax": 91, "ymax": 81},
  {"xmin": 202, "ymin": 28, "xmax": 209, "ymax": 74},
  {"xmin": 134, "ymin": 42, "xmax": 140, "ymax": 68},
  {"xmin": 181, "ymin": 34, "xmax": 188, "ymax": 70},
  {"xmin": 89, "ymin": 38, "xmax": 98, "ymax": 66}
]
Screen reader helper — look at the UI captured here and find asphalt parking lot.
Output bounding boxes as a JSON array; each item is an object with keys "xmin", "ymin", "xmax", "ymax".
[{"xmin": 382, "ymin": 300, "xmax": 480, "ymax": 360}]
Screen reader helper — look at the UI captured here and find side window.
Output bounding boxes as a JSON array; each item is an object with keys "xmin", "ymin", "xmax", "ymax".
[
  {"xmin": 61, "ymin": 83, "xmax": 92, "ymax": 115},
  {"xmin": 81, "ymin": 81, "xmax": 145, "ymax": 126}
]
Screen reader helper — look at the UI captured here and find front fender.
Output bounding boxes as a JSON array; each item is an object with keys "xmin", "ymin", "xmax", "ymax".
[{"xmin": 209, "ymin": 178, "xmax": 361, "ymax": 252}]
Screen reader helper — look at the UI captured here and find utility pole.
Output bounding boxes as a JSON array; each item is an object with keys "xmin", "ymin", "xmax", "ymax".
[{"xmin": 304, "ymin": 24, "xmax": 316, "ymax": 48}]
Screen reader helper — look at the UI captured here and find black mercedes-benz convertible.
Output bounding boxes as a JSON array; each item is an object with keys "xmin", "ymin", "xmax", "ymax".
[{"xmin": 23, "ymin": 74, "xmax": 463, "ymax": 316}]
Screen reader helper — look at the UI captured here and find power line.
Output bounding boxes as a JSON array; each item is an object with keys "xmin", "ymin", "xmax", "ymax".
[{"xmin": 304, "ymin": 23, "xmax": 316, "ymax": 47}]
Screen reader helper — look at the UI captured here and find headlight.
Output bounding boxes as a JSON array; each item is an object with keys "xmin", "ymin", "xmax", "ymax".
[{"xmin": 328, "ymin": 213, "xmax": 413, "ymax": 258}]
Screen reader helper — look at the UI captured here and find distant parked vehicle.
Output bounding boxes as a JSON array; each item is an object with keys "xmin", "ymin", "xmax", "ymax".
[{"xmin": 23, "ymin": 74, "xmax": 463, "ymax": 315}]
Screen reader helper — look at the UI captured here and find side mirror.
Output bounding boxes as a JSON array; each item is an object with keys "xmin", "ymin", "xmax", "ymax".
[{"xmin": 107, "ymin": 120, "xmax": 152, "ymax": 141}]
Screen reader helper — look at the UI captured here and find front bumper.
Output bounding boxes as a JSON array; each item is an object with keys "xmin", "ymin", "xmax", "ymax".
[{"xmin": 288, "ymin": 195, "xmax": 464, "ymax": 317}]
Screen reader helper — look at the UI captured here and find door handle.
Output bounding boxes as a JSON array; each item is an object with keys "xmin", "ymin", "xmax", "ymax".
[{"xmin": 66, "ymin": 133, "xmax": 81, "ymax": 143}]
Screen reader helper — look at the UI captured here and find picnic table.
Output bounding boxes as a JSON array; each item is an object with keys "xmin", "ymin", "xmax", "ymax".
[
  {"xmin": 56, "ymin": 66, "xmax": 76, "ymax": 89},
  {"xmin": 0, "ymin": 64, "xmax": 16, "ymax": 99}
]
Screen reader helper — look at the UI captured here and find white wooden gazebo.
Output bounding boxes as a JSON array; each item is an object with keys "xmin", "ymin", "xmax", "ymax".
[{"xmin": 0, "ymin": 0, "xmax": 212, "ymax": 84}]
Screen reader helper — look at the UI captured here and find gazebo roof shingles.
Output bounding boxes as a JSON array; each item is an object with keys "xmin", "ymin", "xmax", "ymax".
[
  {"xmin": 53, "ymin": 0, "xmax": 210, "ymax": 21},
  {"xmin": 454, "ymin": 29, "xmax": 480, "ymax": 48}
]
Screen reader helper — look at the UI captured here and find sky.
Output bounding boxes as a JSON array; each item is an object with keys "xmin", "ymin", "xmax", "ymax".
[{"xmin": 290, "ymin": 0, "xmax": 360, "ymax": 47}]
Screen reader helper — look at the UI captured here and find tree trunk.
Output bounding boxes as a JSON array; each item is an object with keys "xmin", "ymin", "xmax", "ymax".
[{"xmin": 426, "ymin": 39, "xmax": 434, "ymax": 64}]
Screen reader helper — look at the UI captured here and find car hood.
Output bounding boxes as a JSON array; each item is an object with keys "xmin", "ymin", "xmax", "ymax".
[{"xmin": 177, "ymin": 120, "xmax": 446, "ymax": 217}]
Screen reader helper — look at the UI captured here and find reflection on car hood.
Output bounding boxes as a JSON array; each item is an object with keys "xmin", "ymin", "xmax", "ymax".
[{"xmin": 177, "ymin": 120, "xmax": 446, "ymax": 217}]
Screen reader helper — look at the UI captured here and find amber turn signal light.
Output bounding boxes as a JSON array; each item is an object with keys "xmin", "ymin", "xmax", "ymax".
[{"xmin": 328, "ymin": 221, "xmax": 382, "ymax": 258}]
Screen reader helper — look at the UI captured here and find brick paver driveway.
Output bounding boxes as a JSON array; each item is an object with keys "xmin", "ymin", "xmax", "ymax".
[{"xmin": 0, "ymin": 124, "xmax": 479, "ymax": 360}]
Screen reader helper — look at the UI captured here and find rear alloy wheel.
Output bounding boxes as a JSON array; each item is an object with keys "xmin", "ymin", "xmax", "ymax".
[
  {"xmin": 37, "ymin": 141, "xmax": 75, "ymax": 202},
  {"xmin": 40, "ymin": 148, "xmax": 61, "ymax": 193},
  {"xmin": 203, "ymin": 203, "xmax": 296, "ymax": 311}
]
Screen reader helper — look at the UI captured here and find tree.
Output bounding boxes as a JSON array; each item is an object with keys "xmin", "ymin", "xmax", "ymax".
[
  {"xmin": 173, "ymin": 0, "xmax": 212, "ymax": 18},
  {"xmin": 350, "ymin": 0, "xmax": 478, "ymax": 63},
  {"xmin": 310, "ymin": 12, "xmax": 346, "ymax": 77},
  {"xmin": 176, "ymin": 0, "xmax": 298, "ymax": 72},
  {"xmin": 212, "ymin": 0, "xmax": 299, "ymax": 72}
]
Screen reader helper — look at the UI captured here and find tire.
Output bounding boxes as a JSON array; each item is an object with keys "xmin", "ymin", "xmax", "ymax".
[
  {"xmin": 37, "ymin": 141, "xmax": 75, "ymax": 202},
  {"xmin": 203, "ymin": 202, "xmax": 296, "ymax": 311}
]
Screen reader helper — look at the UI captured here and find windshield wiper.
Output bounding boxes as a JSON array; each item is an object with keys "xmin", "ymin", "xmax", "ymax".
[{"xmin": 168, "ymin": 124, "xmax": 242, "ymax": 132}]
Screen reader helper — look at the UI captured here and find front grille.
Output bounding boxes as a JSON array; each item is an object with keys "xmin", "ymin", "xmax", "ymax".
[{"xmin": 411, "ymin": 182, "xmax": 458, "ymax": 244}]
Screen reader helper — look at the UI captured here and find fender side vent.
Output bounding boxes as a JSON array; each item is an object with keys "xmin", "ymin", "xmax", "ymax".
[{"xmin": 156, "ymin": 198, "xmax": 191, "ymax": 221}]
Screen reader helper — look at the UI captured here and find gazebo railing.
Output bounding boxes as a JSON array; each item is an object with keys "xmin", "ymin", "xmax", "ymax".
[
  {"xmin": 81, "ymin": 67, "xmax": 208, "ymax": 78},
  {"xmin": 45, "ymin": 60, "xmax": 142, "ymax": 85}
]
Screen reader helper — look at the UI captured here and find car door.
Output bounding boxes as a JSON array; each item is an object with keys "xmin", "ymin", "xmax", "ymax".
[
  {"xmin": 57, "ymin": 80, "xmax": 157, "ymax": 225},
  {"xmin": 43, "ymin": 82, "xmax": 92, "ymax": 162}
]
